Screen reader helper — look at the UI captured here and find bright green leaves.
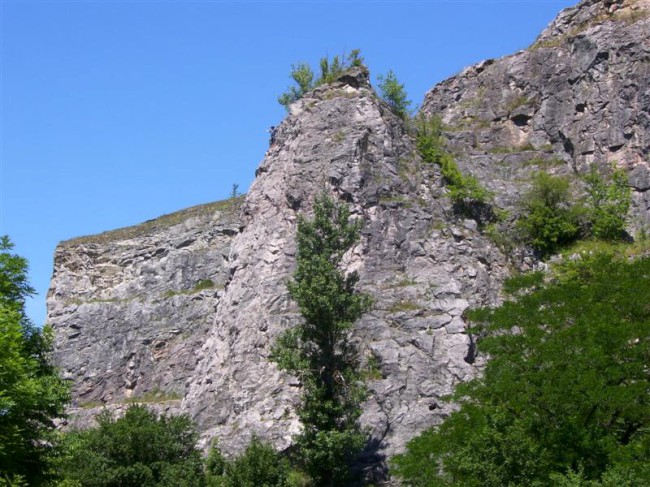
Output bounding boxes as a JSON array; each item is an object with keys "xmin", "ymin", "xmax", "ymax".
[
  {"xmin": 583, "ymin": 165, "xmax": 631, "ymax": 241},
  {"xmin": 278, "ymin": 51, "xmax": 364, "ymax": 110},
  {"xmin": 516, "ymin": 171, "xmax": 583, "ymax": 257},
  {"xmin": 516, "ymin": 166, "xmax": 631, "ymax": 258},
  {"xmin": 0, "ymin": 236, "xmax": 69, "ymax": 486}
]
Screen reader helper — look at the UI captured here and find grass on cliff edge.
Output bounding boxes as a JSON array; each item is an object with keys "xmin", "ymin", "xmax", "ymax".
[{"xmin": 62, "ymin": 196, "xmax": 243, "ymax": 247}]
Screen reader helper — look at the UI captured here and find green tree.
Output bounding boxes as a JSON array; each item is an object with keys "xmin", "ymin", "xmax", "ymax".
[
  {"xmin": 0, "ymin": 236, "xmax": 69, "ymax": 486},
  {"xmin": 271, "ymin": 194, "xmax": 372, "ymax": 486},
  {"xmin": 392, "ymin": 253, "xmax": 650, "ymax": 486},
  {"xmin": 205, "ymin": 437, "xmax": 291, "ymax": 487},
  {"xmin": 376, "ymin": 70, "xmax": 411, "ymax": 119},
  {"xmin": 278, "ymin": 63, "xmax": 315, "ymax": 109},
  {"xmin": 583, "ymin": 165, "xmax": 630, "ymax": 241},
  {"xmin": 516, "ymin": 171, "xmax": 583, "ymax": 257},
  {"xmin": 278, "ymin": 51, "xmax": 364, "ymax": 110},
  {"xmin": 58, "ymin": 405, "xmax": 205, "ymax": 487}
]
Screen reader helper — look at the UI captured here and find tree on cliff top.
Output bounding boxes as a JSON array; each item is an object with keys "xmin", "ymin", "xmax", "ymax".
[
  {"xmin": 278, "ymin": 50, "xmax": 364, "ymax": 110},
  {"xmin": 0, "ymin": 236, "xmax": 69, "ymax": 486},
  {"xmin": 271, "ymin": 194, "xmax": 372, "ymax": 486}
]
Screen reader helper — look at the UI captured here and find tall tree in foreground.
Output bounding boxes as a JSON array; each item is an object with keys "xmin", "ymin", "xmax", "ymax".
[
  {"xmin": 392, "ymin": 253, "xmax": 650, "ymax": 486},
  {"xmin": 0, "ymin": 236, "xmax": 69, "ymax": 486},
  {"xmin": 272, "ymin": 194, "xmax": 372, "ymax": 486}
]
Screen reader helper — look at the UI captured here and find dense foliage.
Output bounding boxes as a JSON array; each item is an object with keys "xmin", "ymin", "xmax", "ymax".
[
  {"xmin": 57, "ymin": 405, "xmax": 205, "ymax": 487},
  {"xmin": 278, "ymin": 50, "xmax": 363, "ymax": 109},
  {"xmin": 0, "ymin": 236, "xmax": 69, "ymax": 486},
  {"xmin": 516, "ymin": 167, "xmax": 630, "ymax": 257},
  {"xmin": 205, "ymin": 437, "xmax": 292, "ymax": 487},
  {"xmin": 583, "ymin": 165, "xmax": 631, "ymax": 241},
  {"xmin": 392, "ymin": 253, "xmax": 650, "ymax": 486},
  {"xmin": 515, "ymin": 171, "xmax": 583, "ymax": 257},
  {"xmin": 376, "ymin": 70, "xmax": 411, "ymax": 119},
  {"xmin": 271, "ymin": 194, "xmax": 371, "ymax": 486}
]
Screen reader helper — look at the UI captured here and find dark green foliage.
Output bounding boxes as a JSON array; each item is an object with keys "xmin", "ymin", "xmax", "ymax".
[
  {"xmin": 0, "ymin": 236, "xmax": 69, "ymax": 486},
  {"xmin": 583, "ymin": 165, "xmax": 630, "ymax": 240},
  {"xmin": 376, "ymin": 70, "xmax": 412, "ymax": 119},
  {"xmin": 278, "ymin": 50, "xmax": 364, "ymax": 110},
  {"xmin": 516, "ymin": 171, "xmax": 583, "ymax": 257},
  {"xmin": 392, "ymin": 254, "xmax": 650, "ymax": 486},
  {"xmin": 58, "ymin": 405, "xmax": 205, "ymax": 487},
  {"xmin": 415, "ymin": 116, "xmax": 491, "ymax": 208},
  {"xmin": 271, "ymin": 194, "xmax": 371, "ymax": 486},
  {"xmin": 205, "ymin": 437, "xmax": 291, "ymax": 487}
]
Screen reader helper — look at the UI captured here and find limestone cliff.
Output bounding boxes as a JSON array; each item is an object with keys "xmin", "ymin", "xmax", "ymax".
[{"xmin": 48, "ymin": 0, "xmax": 650, "ymax": 481}]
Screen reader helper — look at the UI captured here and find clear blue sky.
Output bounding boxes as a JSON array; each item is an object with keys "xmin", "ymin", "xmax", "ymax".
[{"xmin": 1, "ymin": 0, "xmax": 576, "ymax": 325}]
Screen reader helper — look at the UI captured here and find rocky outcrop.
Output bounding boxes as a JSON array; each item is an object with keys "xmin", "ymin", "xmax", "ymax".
[
  {"xmin": 49, "ymin": 200, "xmax": 241, "ymax": 407},
  {"xmin": 421, "ymin": 0, "xmax": 650, "ymax": 227},
  {"xmin": 181, "ymin": 68, "xmax": 507, "ymax": 471},
  {"xmin": 49, "ymin": 67, "xmax": 508, "ymax": 480},
  {"xmin": 48, "ymin": 0, "xmax": 650, "ymax": 482}
]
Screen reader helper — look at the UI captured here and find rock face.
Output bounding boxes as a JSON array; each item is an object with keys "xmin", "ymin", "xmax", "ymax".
[
  {"xmin": 49, "ymin": 201, "xmax": 241, "ymax": 407},
  {"xmin": 48, "ymin": 0, "xmax": 650, "ymax": 482},
  {"xmin": 421, "ymin": 0, "xmax": 650, "ymax": 226},
  {"xmin": 49, "ymin": 67, "xmax": 508, "ymax": 479}
]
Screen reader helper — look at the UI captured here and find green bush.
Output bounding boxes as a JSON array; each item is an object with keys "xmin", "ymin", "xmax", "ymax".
[
  {"xmin": 278, "ymin": 63, "xmax": 314, "ymax": 109},
  {"xmin": 278, "ymin": 50, "xmax": 363, "ymax": 110},
  {"xmin": 516, "ymin": 172, "xmax": 583, "ymax": 257},
  {"xmin": 376, "ymin": 70, "xmax": 411, "ymax": 119},
  {"xmin": 392, "ymin": 254, "xmax": 650, "ymax": 486},
  {"xmin": 583, "ymin": 165, "xmax": 630, "ymax": 240},
  {"xmin": 57, "ymin": 405, "xmax": 205, "ymax": 487},
  {"xmin": 206, "ymin": 437, "xmax": 291, "ymax": 487}
]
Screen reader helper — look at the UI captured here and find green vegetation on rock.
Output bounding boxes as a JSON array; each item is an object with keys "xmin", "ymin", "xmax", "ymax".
[
  {"xmin": 376, "ymin": 70, "xmax": 411, "ymax": 119},
  {"xmin": 0, "ymin": 236, "xmax": 69, "ymax": 486},
  {"xmin": 516, "ymin": 166, "xmax": 631, "ymax": 258},
  {"xmin": 278, "ymin": 50, "xmax": 364, "ymax": 110},
  {"xmin": 415, "ymin": 115, "xmax": 491, "ymax": 209}
]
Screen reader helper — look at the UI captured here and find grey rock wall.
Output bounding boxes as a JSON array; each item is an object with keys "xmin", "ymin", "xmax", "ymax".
[
  {"xmin": 49, "ymin": 69, "xmax": 508, "ymax": 480},
  {"xmin": 421, "ymin": 0, "xmax": 650, "ymax": 227},
  {"xmin": 180, "ymin": 69, "xmax": 507, "ymax": 477},
  {"xmin": 49, "ymin": 200, "xmax": 240, "ymax": 407}
]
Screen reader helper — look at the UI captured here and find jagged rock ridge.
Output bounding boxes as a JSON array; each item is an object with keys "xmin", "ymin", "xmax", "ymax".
[
  {"xmin": 421, "ymin": 0, "xmax": 650, "ymax": 226},
  {"xmin": 48, "ymin": 0, "xmax": 650, "ymax": 481}
]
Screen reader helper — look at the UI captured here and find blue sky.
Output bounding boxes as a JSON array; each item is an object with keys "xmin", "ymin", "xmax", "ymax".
[{"xmin": 1, "ymin": 0, "xmax": 576, "ymax": 324}]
